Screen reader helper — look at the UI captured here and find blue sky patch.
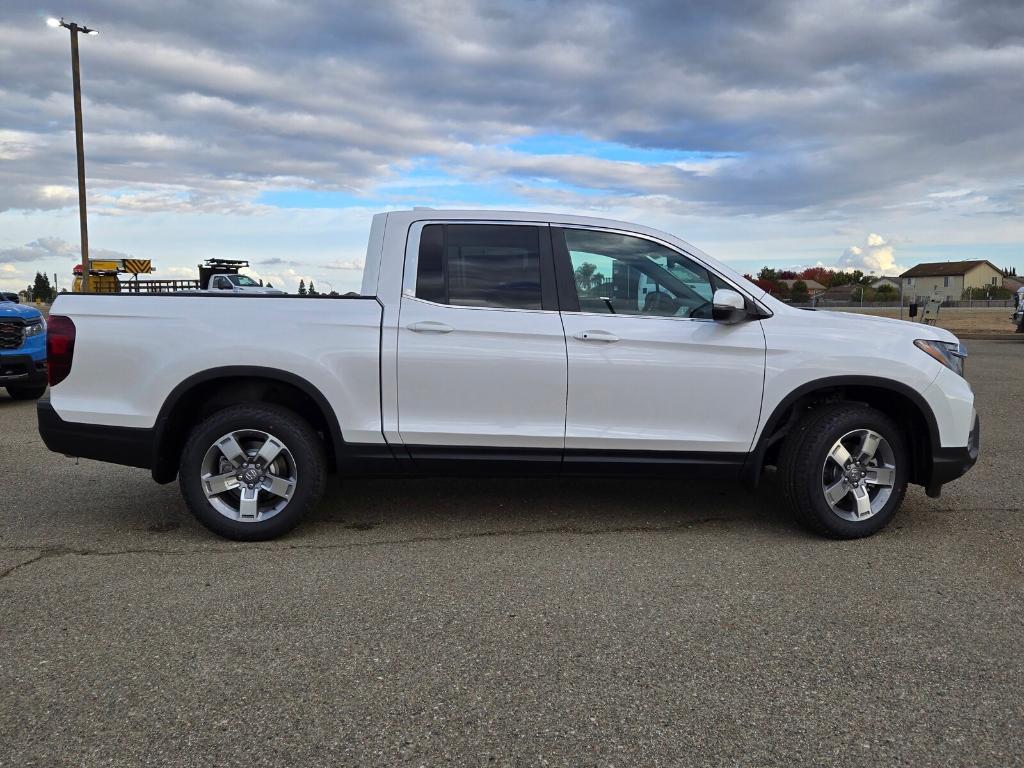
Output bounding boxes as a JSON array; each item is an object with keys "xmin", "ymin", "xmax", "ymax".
[
  {"xmin": 257, "ymin": 189, "xmax": 370, "ymax": 208},
  {"xmin": 507, "ymin": 133, "xmax": 741, "ymax": 165}
]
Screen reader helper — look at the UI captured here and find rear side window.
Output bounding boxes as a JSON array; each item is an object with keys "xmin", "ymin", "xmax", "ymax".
[{"xmin": 415, "ymin": 224, "xmax": 543, "ymax": 310}]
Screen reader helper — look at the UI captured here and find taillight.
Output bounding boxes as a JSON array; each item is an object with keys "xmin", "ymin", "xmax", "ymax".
[{"xmin": 47, "ymin": 315, "xmax": 76, "ymax": 386}]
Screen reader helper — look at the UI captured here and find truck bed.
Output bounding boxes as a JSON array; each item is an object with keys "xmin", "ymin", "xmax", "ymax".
[{"xmin": 47, "ymin": 293, "xmax": 385, "ymax": 445}]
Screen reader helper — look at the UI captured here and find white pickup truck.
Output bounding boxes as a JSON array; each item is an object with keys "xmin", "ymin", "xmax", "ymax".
[
  {"xmin": 201, "ymin": 273, "xmax": 286, "ymax": 294},
  {"xmin": 38, "ymin": 209, "xmax": 979, "ymax": 540}
]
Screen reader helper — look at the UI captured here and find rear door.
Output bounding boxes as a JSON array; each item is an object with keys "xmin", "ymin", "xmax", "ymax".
[
  {"xmin": 553, "ymin": 226, "xmax": 766, "ymax": 458},
  {"xmin": 396, "ymin": 222, "xmax": 567, "ymax": 463}
]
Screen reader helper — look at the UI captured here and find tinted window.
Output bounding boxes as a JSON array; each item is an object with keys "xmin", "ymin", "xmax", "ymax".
[
  {"xmin": 416, "ymin": 224, "xmax": 543, "ymax": 310},
  {"xmin": 563, "ymin": 229, "xmax": 719, "ymax": 318},
  {"xmin": 415, "ymin": 223, "xmax": 445, "ymax": 303}
]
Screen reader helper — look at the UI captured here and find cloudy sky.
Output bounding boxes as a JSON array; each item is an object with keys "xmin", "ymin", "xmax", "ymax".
[{"xmin": 2, "ymin": 0, "xmax": 1022, "ymax": 293}]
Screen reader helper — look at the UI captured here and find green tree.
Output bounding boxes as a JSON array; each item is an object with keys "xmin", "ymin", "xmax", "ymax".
[
  {"xmin": 574, "ymin": 262, "xmax": 597, "ymax": 293},
  {"xmin": 308, "ymin": 280, "xmax": 318, "ymax": 296},
  {"xmin": 790, "ymin": 280, "xmax": 809, "ymax": 303},
  {"xmin": 31, "ymin": 272, "xmax": 55, "ymax": 303},
  {"xmin": 963, "ymin": 286, "xmax": 1011, "ymax": 300},
  {"xmin": 829, "ymin": 270, "xmax": 867, "ymax": 287},
  {"xmin": 875, "ymin": 284, "xmax": 895, "ymax": 298},
  {"xmin": 757, "ymin": 266, "xmax": 779, "ymax": 282},
  {"xmin": 298, "ymin": 279, "xmax": 307, "ymax": 296}
]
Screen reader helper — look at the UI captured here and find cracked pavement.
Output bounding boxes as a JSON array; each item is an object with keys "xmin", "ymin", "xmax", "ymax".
[{"xmin": 1, "ymin": 340, "xmax": 1022, "ymax": 767}]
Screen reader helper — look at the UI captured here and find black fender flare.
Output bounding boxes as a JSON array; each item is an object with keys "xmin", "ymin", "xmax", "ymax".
[
  {"xmin": 742, "ymin": 375, "xmax": 941, "ymax": 487},
  {"xmin": 150, "ymin": 366, "xmax": 346, "ymax": 483}
]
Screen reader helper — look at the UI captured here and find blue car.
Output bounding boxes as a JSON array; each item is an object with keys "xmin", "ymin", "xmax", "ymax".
[{"xmin": 0, "ymin": 295, "xmax": 48, "ymax": 400}]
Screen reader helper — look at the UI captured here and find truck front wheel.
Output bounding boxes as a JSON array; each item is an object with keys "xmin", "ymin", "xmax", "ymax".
[
  {"xmin": 778, "ymin": 403, "xmax": 908, "ymax": 538},
  {"xmin": 179, "ymin": 404, "xmax": 326, "ymax": 541}
]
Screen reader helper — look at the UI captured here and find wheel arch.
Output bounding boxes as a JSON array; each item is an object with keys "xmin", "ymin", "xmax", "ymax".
[
  {"xmin": 744, "ymin": 376, "xmax": 940, "ymax": 488},
  {"xmin": 151, "ymin": 366, "xmax": 344, "ymax": 483}
]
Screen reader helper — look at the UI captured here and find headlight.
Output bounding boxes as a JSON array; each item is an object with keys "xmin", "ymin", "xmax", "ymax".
[
  {"xmin": 914, "ymin": 339, "xmax": 966, "ymax": 376},
  {"xmin": 24, "ymin": 318, "xmax": 46, "ymax": 337}
]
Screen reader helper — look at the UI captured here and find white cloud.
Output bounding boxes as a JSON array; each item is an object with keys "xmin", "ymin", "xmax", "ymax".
[
  {"xmin": 0, "ymin": 0, "xmax": 1020, "ymax": 279},
  {"xmin": 0, "ymin": 237, "xmax": 135, "ymax": 264},
  {"xmin": 323, "ymin": 258, "xmax": 364, "ymax": 271},
  {"xmin": 837, "ymin": 233, "xmax": 904, "ymax": 275}
]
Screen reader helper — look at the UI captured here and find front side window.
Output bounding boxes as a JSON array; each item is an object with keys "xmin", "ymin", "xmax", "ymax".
[
  {"xmin": 562, "ymin": 229, "xmax": 720, "ymax": 318},
  {"xmin": 416, "ymin": 224, "xmax": 543, "ymax": 310},
  {"xmin": 229, "ymin": 275, "xmax": 259, "ymax": 287}
]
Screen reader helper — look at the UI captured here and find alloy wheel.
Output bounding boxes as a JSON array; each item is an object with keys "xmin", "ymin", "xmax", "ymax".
[
  {"xmin": 199, "ymin": 429, "xmax": 297, "ymax": 522},
  {"xmin": 820, "ymin": 428, "xmax": 896, "ymax": 521}
]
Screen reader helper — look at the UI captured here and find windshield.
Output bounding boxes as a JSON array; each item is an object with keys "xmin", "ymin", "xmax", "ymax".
[{"xmin": 228, "ymin": 275, "xmax": 259, "ymax": 286}]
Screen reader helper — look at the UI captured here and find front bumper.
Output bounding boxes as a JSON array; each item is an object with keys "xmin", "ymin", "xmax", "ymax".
[
  {"xmin": 925, "ymin": 413, "xmax": 980, "ymax": 497},
  {"xmin": 0, "ymin": 353, "xmax": 47, "ymax": 387}
]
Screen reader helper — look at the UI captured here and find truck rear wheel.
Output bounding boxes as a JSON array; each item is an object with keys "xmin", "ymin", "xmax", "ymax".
[
  {"xmin": 778, "ymin": 403, "xmax": 908, "ymax": 538},
  {"xmin": 179, "ymin": 404, "xmax": 326, "ymax": 541},
  {"xmin": 5, "ymin": 384, "xmax": 47, "ymax": 400}
]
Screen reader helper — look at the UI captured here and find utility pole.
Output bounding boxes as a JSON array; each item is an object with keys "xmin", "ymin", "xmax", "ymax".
[{"xmin": 48, "ymin": 18, "xmax": 98, "ymax": 293}]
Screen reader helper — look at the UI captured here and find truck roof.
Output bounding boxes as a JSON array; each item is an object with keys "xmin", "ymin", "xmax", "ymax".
[{"xmin": 391, "ymin": 207, "xmax": 671, "ymax": 232}]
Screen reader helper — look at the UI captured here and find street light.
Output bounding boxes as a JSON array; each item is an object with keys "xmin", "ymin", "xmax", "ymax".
[{"xmin": 48, "ymin": 17, "xmax": 98, "ymax": 292}]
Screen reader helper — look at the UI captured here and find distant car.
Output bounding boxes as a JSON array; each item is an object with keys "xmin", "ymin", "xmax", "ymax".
[
  {"xmin": 0, "ymin": 292, "xmax": 20, "ymax": 303},
  {"xmin": 0, "ymin": 297, "xmax": 47, "ymax": 400},
  {"xmin": 205, "ymin": 274, "xmax": 286, "ymax": 294}
]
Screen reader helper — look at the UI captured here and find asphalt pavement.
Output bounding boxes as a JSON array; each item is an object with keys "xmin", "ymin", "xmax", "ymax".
[{"xmin": 1, "ymin": 340, "xmax": 1022, "ymax": 767}]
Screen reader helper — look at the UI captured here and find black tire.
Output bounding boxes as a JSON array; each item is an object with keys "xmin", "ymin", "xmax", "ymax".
[
  {"xmin": 5, "ymin": 383, "xmax": 47, "ymax": 400},
  {"xmin": 179, "ymin": 403, "xmax": 326, "ymax": 541},
  {"xmin": 778, "ymin": 402, "xmax": 908, "ymax": 539}
]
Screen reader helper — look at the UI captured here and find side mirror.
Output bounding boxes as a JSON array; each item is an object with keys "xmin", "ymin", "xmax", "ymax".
[{"xmin": 712, "ymin": 288, "xmax": 746, "ymax": 324}]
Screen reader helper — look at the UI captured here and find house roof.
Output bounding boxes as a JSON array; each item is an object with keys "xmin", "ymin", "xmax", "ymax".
[
  {"xmin": 1004, "ymin": 276, "xmax": 1024, "ymax": 290},
  {"xmin": 821, "ymin": 284, "xmax": 858, "ymax": 295},
  {"xmin": 779, "ymin": 279, "xmax": 826, "ymax": 291},
  {"xmin": 900, "ymin": 260, "xmax": 1001, "ymax": 278}
]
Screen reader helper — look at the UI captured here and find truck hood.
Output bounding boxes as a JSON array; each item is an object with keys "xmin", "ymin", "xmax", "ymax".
[
  {"xmin": 798, "ymin": 308, "xmax": 960, "ymax": 345},
  {"xmin": 0, "ymin": 302, "xmax": 43, "ymax": 321}
]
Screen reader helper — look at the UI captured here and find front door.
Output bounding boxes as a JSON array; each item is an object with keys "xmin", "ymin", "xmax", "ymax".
[
  {"xmin": 397, "ymin": 223, "xmax": 567, "ymax": 462},
  {"xmin": 554, "ymin": 226, "xmax": 766, "ymax": 458}
]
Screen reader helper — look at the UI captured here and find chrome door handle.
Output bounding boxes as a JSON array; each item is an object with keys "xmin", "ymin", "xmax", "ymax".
[
  {"xmin": 573, "ymin": 330, "xmax": 620, "ymax": 342},
  {"xmin": 407, "ymin": 320, "xmax": 454, "ymax": 333}
]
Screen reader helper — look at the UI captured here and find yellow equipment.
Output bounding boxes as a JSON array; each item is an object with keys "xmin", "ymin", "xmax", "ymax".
[{"xmin": 73, "ymin": 258, "xmax": 153, "ymax": 293}]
